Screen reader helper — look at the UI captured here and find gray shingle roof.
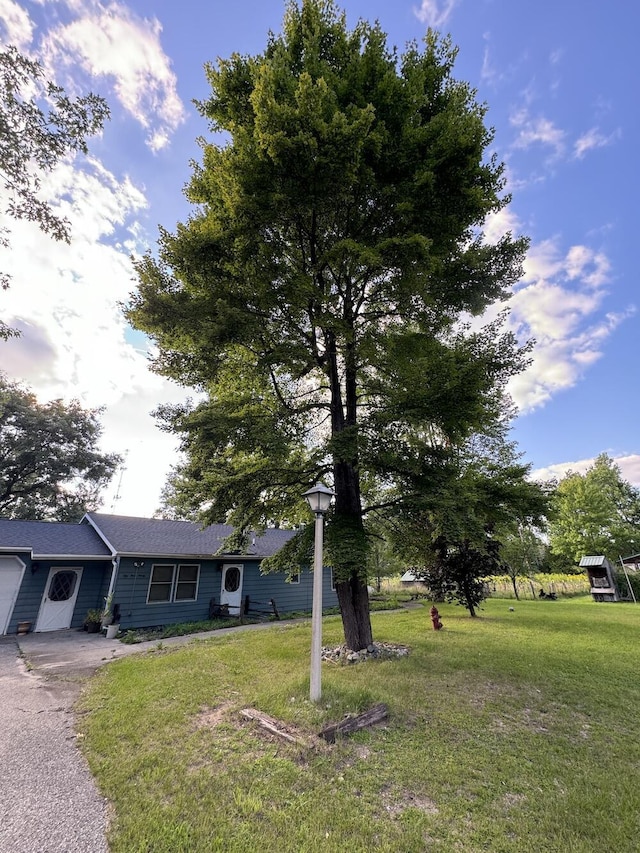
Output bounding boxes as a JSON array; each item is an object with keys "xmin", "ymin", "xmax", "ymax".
[
  {"xmin": 0, "ymin": 518, "xmax": 111, "ymax": 558},
  {"xmin": 84, "ymin": 513, "xmax": 296, "ymax": 558}
]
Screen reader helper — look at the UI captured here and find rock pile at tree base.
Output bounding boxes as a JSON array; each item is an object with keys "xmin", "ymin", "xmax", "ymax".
[{"xmin": 321, "ymin": 642, "xmax": 410, "ymax": 664}]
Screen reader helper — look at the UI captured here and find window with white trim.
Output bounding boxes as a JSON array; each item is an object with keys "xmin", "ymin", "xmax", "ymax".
[
  {"xmin": 147, "ymin": 563, "xmax": 201, "ymax": 604},
  {"xmin": 175, "ymin": 564, "xmax": 199, "ymax": 601},
  {"xmin": 330, "ymin": 567, "xmax": 336, "ymax": 591},
  {"xmin": 288, "ymin": 570, "xmax": 300, "ymax": 584},
  {"xmin": 147, "ymin": 564, "xmax": 175, "ymax": 603}
]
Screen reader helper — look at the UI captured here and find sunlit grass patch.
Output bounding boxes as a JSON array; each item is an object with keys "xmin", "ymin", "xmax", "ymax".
[{"xmin": 79, "ymin": 599, "xmax": 640, "ymax": 852}]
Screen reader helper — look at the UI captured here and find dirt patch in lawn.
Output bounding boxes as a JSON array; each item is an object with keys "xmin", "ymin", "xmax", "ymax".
[{"xmin": 194, "ymin": 700, "xmax": 236, "ymax": 729}]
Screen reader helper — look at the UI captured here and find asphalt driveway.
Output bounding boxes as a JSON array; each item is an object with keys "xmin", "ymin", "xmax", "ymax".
[
  {"xmin": 0, "ymin": 620, "xmax": 297, "ymax": 852},
  {"xmin": 0, "ymin": 636, "xmax": 109, "ymax": 853}
]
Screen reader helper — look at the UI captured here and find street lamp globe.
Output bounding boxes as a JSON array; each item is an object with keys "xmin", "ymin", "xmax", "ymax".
[{"xmin": 303, "ymin": 482, "xmax": 334, "ymax": 515}]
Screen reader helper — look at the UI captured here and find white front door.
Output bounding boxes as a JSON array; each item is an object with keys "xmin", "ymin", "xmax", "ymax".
[
  {"xmin": 35, "ymin": 568, "xmax": 83, "ymax": 632},
  {"xmin": 0, "ymin": 556, "xmax": 26, "ymax": 634},
  {"xmin": 220, "ymin": 564, "xmax": 243, "ymax": 616}
]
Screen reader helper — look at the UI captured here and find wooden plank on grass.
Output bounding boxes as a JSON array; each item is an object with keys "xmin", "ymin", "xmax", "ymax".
[
  {"xmin": 240, "ymin": 708, "xmax": 306, "ymax": 745},
  {"xmin": 318, "ymin": 703, "xmax": 388, "ymax": 743}
]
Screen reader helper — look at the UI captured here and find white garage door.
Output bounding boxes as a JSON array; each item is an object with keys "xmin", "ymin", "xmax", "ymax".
[{"xmin": 0, "ymin": 556, "xmax": 26, "ymax": 634}]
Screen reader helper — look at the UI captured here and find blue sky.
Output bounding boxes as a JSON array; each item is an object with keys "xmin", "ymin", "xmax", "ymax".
[{"xmin": 1, "ymin": 0, "xmax": 638, "ymax": 515}]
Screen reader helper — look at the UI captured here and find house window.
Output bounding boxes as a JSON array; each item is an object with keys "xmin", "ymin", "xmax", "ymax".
[
  {"xmin": 48, "ymin": 570, "xmax": 78, "ymax": 602},
  {"xmin": 147, "ymin": 563, "xmax": 201, "ymax": 604},
  {"xmin": 175, "ymin": 564, "xmax": 199, "ymax": 601},
  {"xmin": 289, "ymin": 570, "xmax": 300, "ymax": 584},
  {"xmin": 330, "ymin": 568, "xmax": 336, "ymax": 591},
  {"xmin": 224, "ymin": 566, "xmax": 241, "ymax": 593},
  {"xmin": 147, "ymin": 564, "xmax": 175, "ymax": 603}
]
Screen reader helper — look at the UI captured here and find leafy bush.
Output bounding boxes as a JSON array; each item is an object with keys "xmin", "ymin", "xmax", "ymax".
[{"xmin": 615, "ymin": 569, "xmax": 640, "ymax": 601}]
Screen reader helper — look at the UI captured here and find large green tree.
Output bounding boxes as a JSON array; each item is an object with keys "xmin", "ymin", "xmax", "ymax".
[
  {"xmin": 380, "ymin": 425, "xmax": 549, "ymax": 615},
  {"xmin": 128, "ymin": 0, "xmax": 529, "ymax": 649},
  {"xmin": 498, "ymin": 523, "xmax": 547, "ymax": 599},
  {"xmin": 0, "ymin": 374, "xmax": 121, "ymax": 521},
  {"xmin": 0, "ymin": 46, "xmax": 109, "ymax": 338},
  {"xmin": 549, "ymin": 453, "xmax": 640, "ymax": 564}
]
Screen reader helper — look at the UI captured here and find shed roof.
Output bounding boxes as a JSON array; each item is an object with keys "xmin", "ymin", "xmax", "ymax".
[
  {"xmin": 579, "ymin": 555, "xmax": 609, "ymax": 568},
  {"xmin": 84, "ymin": 512, "xmax": 296, "ymax": 559},
  {"xmin": 400, "ymin": 570, "xmax": 419, "ymax": 582},
  {"xmin": 0, "ymin": 518, "xmax": 111, "ymax": 558}
]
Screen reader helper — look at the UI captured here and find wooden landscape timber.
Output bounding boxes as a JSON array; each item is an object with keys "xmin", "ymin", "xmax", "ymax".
[
  {"xmin": 241, "ymin": 703, "xmax": 389, "ymax": 747},
  {"xmin": 318, "ymin": 703, "xmax": 389, "ymax": 744},
  {"xmin": 240, "ymin": 708, "xmax": 308, "ymax": 746}
]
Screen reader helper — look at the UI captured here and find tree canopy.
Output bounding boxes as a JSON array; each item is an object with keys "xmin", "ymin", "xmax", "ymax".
[
  {"xmin": 128, "ymin": 0, "xmax": 530, "ymax": 649},
  {"xmin": 381, "ymin": 424, "xmax": 549, "ymax": 615},
  {"xmin": 0, "ymin": 374, "xmax": 121, "ymax": 521},
  {"xmin": 549, "ymin": 453, "xmax": 640, "ymax": 564},
  {"xmin": 498, "ymin": 523, "xmax": 547, "ymax": 599},
  {"xmin": 0, "ymin": 46, "xmax": 109, "ymax": 338}
]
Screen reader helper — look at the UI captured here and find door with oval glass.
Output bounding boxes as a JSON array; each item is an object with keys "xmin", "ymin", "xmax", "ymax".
[
  {"xmin": 35, "ymin": 567, "xmax": 83, "ymax": 632},
  {"xmin": 220, "ymin": 564, "xmax": 243, "ymax": 616}
]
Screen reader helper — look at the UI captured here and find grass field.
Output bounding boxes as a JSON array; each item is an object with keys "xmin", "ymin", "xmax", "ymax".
[{"xmin": 79, "ymin": 597, "xmax": 640, "ymax": 852}]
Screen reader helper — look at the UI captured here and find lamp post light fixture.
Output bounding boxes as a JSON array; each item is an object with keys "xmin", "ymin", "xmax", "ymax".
[{"xmin": 303, "ymin": 482, "xmax": 334, "ymax": 702}]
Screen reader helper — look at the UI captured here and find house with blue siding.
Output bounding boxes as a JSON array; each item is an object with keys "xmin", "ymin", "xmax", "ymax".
[{"xmin": 0, "ymin": 513, "xmax": 337, "ymax": 635}]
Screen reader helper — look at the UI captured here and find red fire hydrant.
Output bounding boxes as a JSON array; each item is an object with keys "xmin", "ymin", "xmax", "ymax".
[{"xmin": 430, "ymin": 605, "xmax": 443, "ymax": 630}]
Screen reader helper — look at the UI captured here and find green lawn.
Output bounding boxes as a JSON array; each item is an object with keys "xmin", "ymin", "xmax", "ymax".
[{"xmin": 79, "ymin": 597, "xmax": 640, "ymax": 852}]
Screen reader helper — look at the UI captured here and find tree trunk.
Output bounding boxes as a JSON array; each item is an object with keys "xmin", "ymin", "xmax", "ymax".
[
  {"xmin": 463, "ymin": 578, "xmax": 477, "ymax": 617},
  {"xmin": 324, "ymin": 326, "xmax": 373, "ymax": 651},
  {"xmin": 510, "ymin": 575, "xmax": 520, "ymax": 600},
  {"xmin": 335, "ymin": 574, "xmax": 373, "ymax": 650}
]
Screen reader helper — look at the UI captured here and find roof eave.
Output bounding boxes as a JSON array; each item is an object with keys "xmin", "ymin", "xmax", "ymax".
[
  {"xmin": 82, "ymin": 513, "xmax": 117, "ymax": 556},
  {"xmin": 115, "ymin": 551, "xmax": 271, "ymax": 560},
  {"xmin": 0, "ymin": 547, "xmax": 111, "ymax": 560}
]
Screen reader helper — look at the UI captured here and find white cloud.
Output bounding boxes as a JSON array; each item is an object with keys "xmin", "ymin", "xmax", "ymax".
[
  {"xmin": 508, "ymin": 309, "xmax": 631, "ymax": 411},
  {"xmin": 0, "ymin": 155, "xmax": 152, "ymax": 403},
  {"xmin": 99, "ymin": 389, "xmax": 183, "ymax": 516},
  {"xmin": 619, "ymin": 455, "xmax": 640, "ymax": 489},
  {"xmin": 479, "ymin": 217, "xmax": 631, "ymax": 414},
  {"xmin": 482, "ymin": 206, "xmax": 522, "ymax": 245},
  {"xmin": 0, "ymin": 1, "xmax": 190, "ymax": 516},
  {"xmin": 523, "ymin": 240, "xmax": 610, "ymax": 292},
  {"xmin": 522, "ymin": 237, "xmax": 566, "ymax": 282},
  {"xmin": 480, "ymin": 33, "xmax": 524, "ymax": 90},
  {"xmin": 510, "ymin": 108, "xmax": 565, "ymax": 157},
  {"xmin": 413, "ymin": 0, "xmax": 458, "ymax": 28},
  {"xmin": 565, "ymin": 245, "xmax": 592, "ymax": 280},
  {"xmin": 0, "ymin": 0, "xmax": 35, "ymax": 49},
  {"xmin": 480, "ymin": 44, "xmax": 502, "ymax": 88},
  {"xmin": 531, "ymin": 454, "xmax": 640, "ymax": 489},
  {"xmin": 574, "ymin": 127, "xmax": 621, "ymax": 160},
  {"xmin": 41, "ymin": 0, "xmax": 185, "ymax": 150},
  {"xmin": 0, "ymin": 151, "xmax": 188, "ymax": 515},
  {"xmin": 506, "ymin": 229, "xmax": 633, "ymax": 411}
]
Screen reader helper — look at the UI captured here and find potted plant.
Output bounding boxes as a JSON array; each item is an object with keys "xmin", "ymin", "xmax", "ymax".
[
  {"xmin": 84, "ymin": 609, "xmax": 102, "ymax": 633},
  {"xmin": 100, "ymin": 593, "xmax": 114, "ymax": 628},
  {"xmin": 101, "ymin": 593, "xmax": 121, "ymax": 638}
]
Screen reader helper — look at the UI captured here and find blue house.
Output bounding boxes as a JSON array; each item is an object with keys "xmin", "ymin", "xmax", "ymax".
[{"xmin": 0, "ymin": 513, "xmax": 337, "ymax": 635}]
